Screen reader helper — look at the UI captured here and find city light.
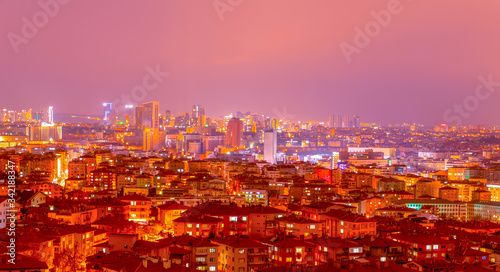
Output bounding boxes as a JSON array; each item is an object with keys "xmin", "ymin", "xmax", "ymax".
[{"xmin": 2, "ymin": 2, "xmax": 499, "ymax": 270}]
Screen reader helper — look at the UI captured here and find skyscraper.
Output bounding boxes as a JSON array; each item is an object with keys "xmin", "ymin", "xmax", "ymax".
[
  {"xmin": 340, "ymin": 114, "xmax": 349, "ymax": 128},
  {"xmin": 192, "ymin": 105, "xmax": 205, "ymax": 119},
  {"xmin": 42, "ymin": 106, "xmax": 54, "ymax": 124},
  {"xmin": 136, "ymin": 101, "xmax": 160, "ymax": 151},
  {"xmin": 0, "ymin": 109, "xmax": 7, "ymax": 122},
  {"xmin": 328, "ymin": 114, "xmax": 360, "ymax": 128},
  {"xmin": 103, "ymin": 103, "xmax": 113, "ymax": 123},
  {"xmin": 264, "ymin": 129, "xmax": 277, "ymax": 164},
  {"xmin": 135, "ymin": 106, "xmax": 144, "ymax": 130},
  {"xmin": 226, "ymin": 117, "xmax": 243, "ymax": 148},
  {"xmin": 351, "ymin": 115, "xmax": 360, "ymax": 128},
  {"xmin": 125, "ymin": 105, "xmax": 135, "ymax": 125},
  {"xmin": 192, "ymin": 105, "xmax": 206, "ymax": 127},
  {"xmin": 328, "ymin": 114, "xmax": 339, "ymax": 128},
  {"xmin": 48, "ymin": 106, "xmax": 53, "ymax": 123}
]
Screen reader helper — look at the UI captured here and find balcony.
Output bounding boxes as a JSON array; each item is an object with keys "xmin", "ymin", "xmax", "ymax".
[
  {"xmin": 265, "ymin": 221, "xmax": 276, "ymax": 229},
  {"xmin": 228, "ymin": 226, "xmax": 247, "ymax": 231},
  {"xmin": 248, "ymin": 259, "xmax": 268, "ymax": 265},
  {"xmin": 248, "ymin": 250, "xmax": 267, "ymax": 256}
]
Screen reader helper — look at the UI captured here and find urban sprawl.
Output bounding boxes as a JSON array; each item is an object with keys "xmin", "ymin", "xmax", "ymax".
[{"xmin": 1, "ymin": 103, "xmax": 500, "ymax": 272}]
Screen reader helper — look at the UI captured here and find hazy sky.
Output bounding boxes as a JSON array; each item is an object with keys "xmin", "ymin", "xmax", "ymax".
[{"xmin": 1, "ymin": 0, "xmax": 500, "ymax": 125}]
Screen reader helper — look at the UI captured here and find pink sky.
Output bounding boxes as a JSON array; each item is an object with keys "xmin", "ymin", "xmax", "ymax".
[{"xmin": 1, "ymin": 0, "xmax": 500, "ymax": 125}]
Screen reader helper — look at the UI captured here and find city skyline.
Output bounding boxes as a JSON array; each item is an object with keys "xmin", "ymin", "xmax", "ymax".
[
  {"xmin": 3, "ymin": 1, "xmax": 500, "ymax": 271},
  {"xmin": 3, "ymin": 103, "xmax": 500, "ymax": 128}
]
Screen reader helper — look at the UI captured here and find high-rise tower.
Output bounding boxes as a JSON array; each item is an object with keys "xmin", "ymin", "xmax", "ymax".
[
  {"xmin": 136, "ymin": 101, "xmax": 160, "ymax": 150},
  {"xmin": 225, "ymin": 117, "xmax": 243, "ymax": 148},
  {"xmin": 264, "ymin": 129, "xmax": 277, "ymax": 164}
]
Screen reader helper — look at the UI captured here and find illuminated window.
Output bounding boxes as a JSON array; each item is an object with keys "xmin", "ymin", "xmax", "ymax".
[{"xmin": 350, "ymin": 248, "xmax": 362, "ymax": 253}]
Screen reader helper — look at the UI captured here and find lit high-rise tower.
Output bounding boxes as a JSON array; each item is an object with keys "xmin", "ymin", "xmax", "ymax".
[
  {"xmin": 226, "ymin": 117, "xmax": 243, "ymax": 148},
  {"xmin": 192, "ymin": 105, "xmax": 206, "ymax": 126},
  {"xmin": 42, "ymin": 106, "xmax": 54, "ymax": 123},
  {"xmin": 136, "ymin": 101, "xmax": 160, "ymax": 151},
  {"xmin": 125, "ymin": 105, "xmax": 135, "ymax": 125},
  {"xmin": 48, "ymin": 106, "xmax": 53, "ymax": 123},
  {"xmin": 103, "ymin": 103, "xmax": 113, "ymax": 123}
]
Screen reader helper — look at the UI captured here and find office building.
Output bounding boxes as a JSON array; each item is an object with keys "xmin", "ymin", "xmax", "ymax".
[
  {"xmin": 225, "ymin": 117, "xmax": 243, "ymax": 148},
  {"xmin": 202, "ymin": 135, "xmax": 224, "ymax": 154},
  {"xmin": 328, "ymin": 114, "xmax": 360, "ymax": 128},
  {"xmin": 125, "ymin": 105, "xmax": 135, "ymax": 125},
  {"xmin": 191, "ymin": 105, "xmax": 206, "ymax": 127},
  {"xmin": 42, "ymin": 106, "xmax": 54, "ymax": 124},
  {"xmin": 103, "ymin": 103, "xmax": 113, "ymax": 122},
  {"xmin": 136, "ymin": 101, "xmax": 160, "ymax": 151},
  {"xmin": 27, "ymin": 123, "xmax": 62, "ymax": 141}
]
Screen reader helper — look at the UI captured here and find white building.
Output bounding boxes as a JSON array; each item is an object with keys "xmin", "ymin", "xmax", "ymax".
[
  {"xmin": 264, "ymin": 129, "xmax": 277, "ymax": 164},
  {"xmin": 348, "ymin": 147, "xmax": 396, "ymax": 159}
]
